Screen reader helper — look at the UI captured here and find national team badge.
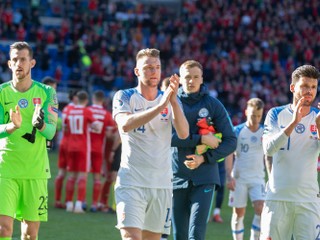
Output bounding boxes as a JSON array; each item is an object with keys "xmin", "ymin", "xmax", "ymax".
[
  {"xmin": 18, "ymin": 98, "xmax": 28, "ymax": 108},
  {"xmin": 251, "ymin": 136, "xmax": 258, "ymax": 143},
  {"xmin": 161, "ymin": 107, "xmax": 168, "ymax": 117},
  {"xmin": 33, "ymin": 98, "xmax": 41, "ymax": 105},
  {"xmin": 295, "ymin": 123, "xmax": 305, "ymax": 134},
  {"xmin": 198, "ymin": 108, "xmax": 209, "ymax": 118},
  {"xmin": 310, "ymin": 124, "xmax": 317, "ymax": 135}
]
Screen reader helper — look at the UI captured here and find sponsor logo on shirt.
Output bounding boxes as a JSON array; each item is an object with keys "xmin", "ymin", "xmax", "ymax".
[{"xmin": 18, "ymin": 98, "xmax": 28, "ymax": 108}]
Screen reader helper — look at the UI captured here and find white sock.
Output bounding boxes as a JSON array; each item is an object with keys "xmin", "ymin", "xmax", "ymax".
[
  {"xmin": 213, "ymin": 208, "xmax": 220, "ymax": 215},
  {"xmin": 250, "ymin": 214, "xmax": 261, "ymax": 240},
  {"xmin": 75, "ymin": 201, "xmax": 82, "ymax": 209},
  {"xmin": 231, "ymin": 213, "xmax": 244, "ymax": 240}
]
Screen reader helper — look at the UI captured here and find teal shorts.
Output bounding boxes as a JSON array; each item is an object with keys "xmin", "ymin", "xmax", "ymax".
[{"xmin": 0, "ymin": 178, "xmax": 48, "ymax": 222}]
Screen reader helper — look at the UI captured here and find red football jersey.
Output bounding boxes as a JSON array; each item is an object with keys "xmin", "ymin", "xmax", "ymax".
[
  {"xmin": 65, "ymin": 105, "xmax": 96, "ymax": 152},
  {"xmin": 58, "ymin": 103, "xmax": 75, "ymax": 168},
  {"xmin": 88, "ymin": 104, "xmax": 115, "ymax": 153}
]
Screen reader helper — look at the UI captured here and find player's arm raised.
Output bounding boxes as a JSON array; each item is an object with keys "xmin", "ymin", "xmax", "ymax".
[
  {"xmin": 0, "ymin": 105, "xmax": 22, "ymax": 135},
  {"xmin": 169, "ymin": 74, "xmax": 189, "ymax": 139},
  {"xmin": 115, "ymin": 87, "xmax": 173, "ymax": 133}
]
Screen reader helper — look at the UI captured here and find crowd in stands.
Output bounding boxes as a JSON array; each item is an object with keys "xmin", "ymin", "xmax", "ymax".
[{"xmin": 0, "ymin": 0, "xmax": 320, "ymax": 123}]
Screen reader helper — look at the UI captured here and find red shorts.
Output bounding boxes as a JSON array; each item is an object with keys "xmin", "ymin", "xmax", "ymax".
[
  {"xmin": 91, "ymin": 151, "xmax": 103, "ymax": 173},
  {"xmin": 67, "ymin": 150, "xmax": 90, "ymax": 173},
  {"xmin": 58, "ymin": 143, "xmax": 68, "ymax": 169}
]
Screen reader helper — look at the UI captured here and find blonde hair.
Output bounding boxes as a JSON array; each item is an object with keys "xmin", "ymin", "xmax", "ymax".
[
  {"xmin": 247, "ymin": 98, "xmax": 264, "ymax": 110},
  {"xmin": 179, "ymin": 60, "xmax": 203, "ymax": 72},
  {"xmin": 136, "ymin": 48, "xmax": 160, "ymax": 61}
]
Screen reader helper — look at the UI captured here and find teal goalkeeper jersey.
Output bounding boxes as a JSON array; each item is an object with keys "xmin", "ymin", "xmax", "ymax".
[{"xmin": 0, "ymin": 81, "xmax": 58, "ymax": 179}]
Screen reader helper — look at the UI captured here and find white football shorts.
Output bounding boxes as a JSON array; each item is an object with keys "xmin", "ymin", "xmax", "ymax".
[
  {"xmin": 115, "ymin": 185, "xmax": 172, "ymax": 235},
  {"xmin": 228, "ymin": 181, "xmax": 266, "ymax": 208},
  {"xmin": 260, "ymin": 200, "xmax": 320, "ymax": 240}
]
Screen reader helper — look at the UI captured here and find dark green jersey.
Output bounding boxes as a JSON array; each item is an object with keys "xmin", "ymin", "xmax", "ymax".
[{"xmin": 0, "ymin": 80, "xmax": 58, "ymax": 179}]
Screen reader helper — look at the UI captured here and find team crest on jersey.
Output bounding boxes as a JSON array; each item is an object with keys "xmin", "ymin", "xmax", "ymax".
[
  {"xmin": 18, "ymin": 98, "xmax": 28, "ymax": 108},
  {"xmin": 33, "ymin": 98, "xmax": 41, "ymax": 105},
  {"xmin": 295, "ymin": 123, "xmax": 305, "ymax": 134},
  {"xmin": 198, "ymin": 108, "xmax": 209, "ymax": 118},
  {"xmin": 250, "ymin": 136, "xmax": 258, "ymax": 143},
  {"xmin": 161, "ymin": 107, "xmax": 168, "ymax": 117},
  {"xmin": 310, "ymin": 124, "xmax": 317, "ymax": 135}
]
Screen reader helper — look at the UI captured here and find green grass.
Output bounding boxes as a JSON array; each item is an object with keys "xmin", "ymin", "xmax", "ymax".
[{"xmin": 12, "ymin": 151, "xmax": 318, "ymax": 239}]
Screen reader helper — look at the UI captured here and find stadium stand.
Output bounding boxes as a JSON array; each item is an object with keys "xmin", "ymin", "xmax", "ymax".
[{"xmin": 0, "ymin": 0, "xmax": 319, "ymax": 121}]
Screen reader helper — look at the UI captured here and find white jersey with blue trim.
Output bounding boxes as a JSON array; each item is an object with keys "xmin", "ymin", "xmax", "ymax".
[
  {"xmin": 263, "ymin": 104, "xmax": 320, "ymax": 202},
  {"xmin": 232, "ymin": 123, "xmax": 265, "ymax": 183},
  {"xmin": 113, "ymin": 88, "xmax": 173, "ymax": 189}
]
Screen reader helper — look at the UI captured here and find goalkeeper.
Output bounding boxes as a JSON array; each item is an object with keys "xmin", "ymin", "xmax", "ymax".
[{"xmin": 0, "ymin": 42, "xmax": 58, "ymax": 240}]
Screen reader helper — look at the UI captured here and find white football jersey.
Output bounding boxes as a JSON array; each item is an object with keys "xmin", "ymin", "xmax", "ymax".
[
  {"xmin": 263, "ymin": 104, "xmax": 320, "ymax": 202},
  {"xmin": 232, "ymin": 123, "xmax": 265, "ymax": 183},
  {"xmin": 113, "ymin": 88, "xmax": 173, "ymax": 189}
]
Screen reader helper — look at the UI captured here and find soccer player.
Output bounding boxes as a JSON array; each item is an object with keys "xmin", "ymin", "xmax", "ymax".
[
  {"xmin": 112, "ymin": 48, "xmax": 189, "ymax": 240},
  {"xmin": 88, "ymin": 90, "xmax": 115, "ymax": 212},
  {"xmin": 225, "ymin": 98, "xmax": 265, "ymax": 240},
  {"xmin": 99, "ymin": 128, "xmax": 121, "ymax": 213},
  {"xmin": 64, "ymin": 90, "xmax": 99, "ymax": 213},
  {"xmin": 54, "ymin": 90, "xmax": 78, "ymax": 208},
  {"xmin": 0, "ymin": 41, "xmax": 58, "ymax": 239},
  {"xmin": 261, "ymin": 65, "xmax": 320, "ymax": 239},
  {"xmin": 171, "ymin": 60, "xmax": 237, "ymax": 240}
]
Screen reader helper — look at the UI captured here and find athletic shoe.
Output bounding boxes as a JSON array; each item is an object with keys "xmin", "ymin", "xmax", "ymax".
[
  {"xmin": 66, "ymin": 201, "xmax": 74, "ymax": 212},
  {"xmin": 74, "ymin": 201, "xmax": 85, "ymax": 213},
  {"xmin": 90, "ymin": 206, "xmax": 98, "ymax": 213},
  {"xmin": 212, "ymin": 214, "xmax": 223, "ymax": 223},
  {"xmin": 82, "ymin": 202, "xmax": 87, "ymax": 211},
  {"xmin": 54, "ymin": 202, "xmax": 66, "ymax": 209},
  {"xmin": 102, "ymin": 207, "xmax": 116, "ymax": 214}
]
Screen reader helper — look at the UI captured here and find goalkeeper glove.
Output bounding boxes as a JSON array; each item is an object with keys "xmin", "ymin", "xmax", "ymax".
[{"xmin": 32, "ymin": 104, "xmax": 44, "ymax": 130}]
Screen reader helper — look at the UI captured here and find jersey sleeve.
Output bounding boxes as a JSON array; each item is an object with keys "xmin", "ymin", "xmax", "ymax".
[
  {"xmin": 39, "ymin": 86, "xmax": 59, "ymax": 140},
  {"xmin": 112, "ymin": 89, "xmax": 132, "ymax": 119},
  {"xmin": 262, "ymin": 107, "xmax": 288, "ymax": 156},
  {"xmin": 0, "ymin": 104, "xmax": 9, "ymax": 138}
]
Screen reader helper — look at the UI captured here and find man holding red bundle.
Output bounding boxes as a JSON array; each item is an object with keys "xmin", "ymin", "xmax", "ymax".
[{"xmin": 171, "ymin": 60, "xmax": 237, "ymax": 240}]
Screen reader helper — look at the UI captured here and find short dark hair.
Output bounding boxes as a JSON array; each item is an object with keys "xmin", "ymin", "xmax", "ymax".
[
  {"xmin": 10, "ymin": 41, "xmax": 33, "ymax": 59},
  {"xmin": 68, "ymin": 90, "xmax": 78, "ymax": 101},
  {"xmin": 77, "ymin": 90, "xmax": 88, "ymax": 103},
  {"xmin": 42, "ymin": 76, "xmax": 57, "ymax": 85},
  {"xmin": 291, "ymin": 65, "xmax": 320, "ymax": 84},
  {"xmin": 93, "ymin": 90, "xmax": 105, "ymax": 102}
]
